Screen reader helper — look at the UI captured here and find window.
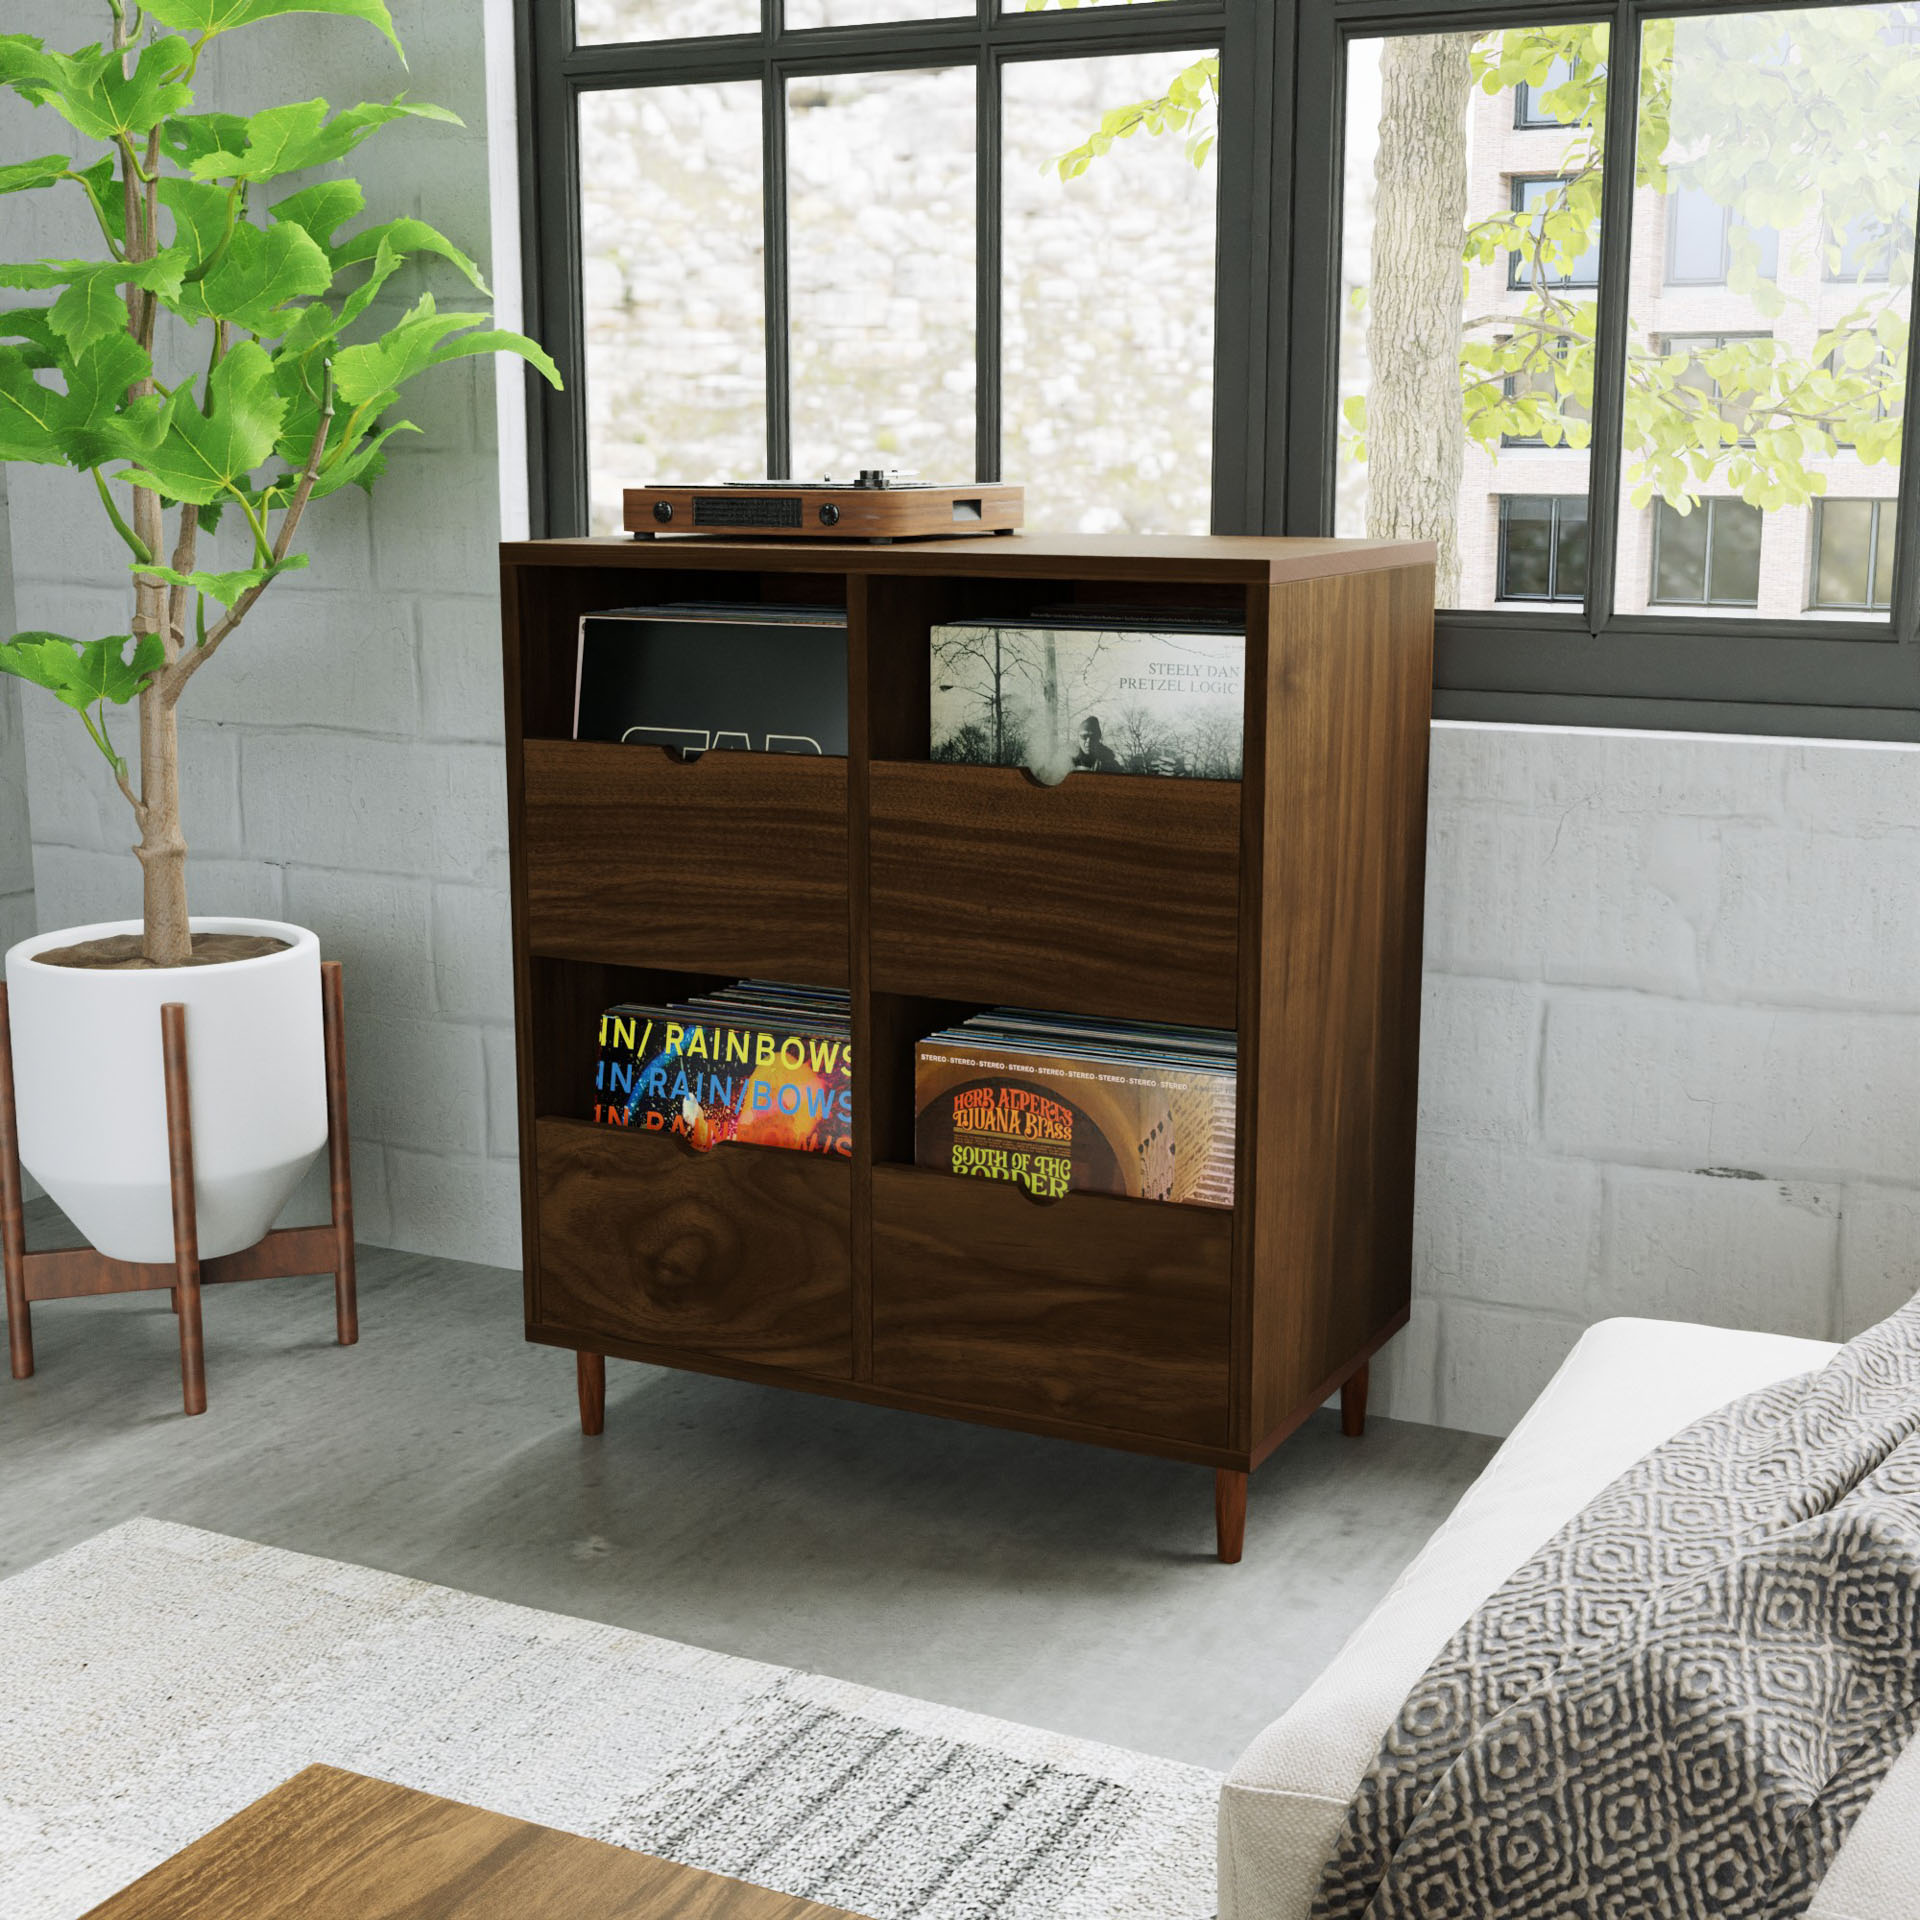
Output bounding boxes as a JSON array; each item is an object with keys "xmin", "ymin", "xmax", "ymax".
[
  {"xmin": 1499, "ymin": 495, "xmax": 1589, "ymax": 600},
  {"xmin": 1811, "ymin": 499, "xmax": 1897, "ymax": 608},
  {"xmin": 1650, "ymin": 498, "xmax": 1764, "ymax": 607},
  {"xmin": 1508, "ymin": 176, "xmax": 1601, "ymax": 289},
  {"xmin": 527, "ymin": 0, "xmax": 1920, "ymax": 737},
  {"xmin": 1514, "ymin": 55, "xmax": 1577, "ymax": 128},
  {"xmin": 522, "ymin": 3, "xmax": 1223, "ymax": 537},
  {"xmin": 1664, "ymin": 184, "xmax": 1780, "ymax": 286}
]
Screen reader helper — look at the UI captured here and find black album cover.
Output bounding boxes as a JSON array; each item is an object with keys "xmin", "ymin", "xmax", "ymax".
[{"xmin": 574, "ymin": 604, "xmax": 849, "ymax": 756}]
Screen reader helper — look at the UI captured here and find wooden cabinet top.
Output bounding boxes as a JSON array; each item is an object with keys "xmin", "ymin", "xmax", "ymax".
[{"xmin": 500, "ymin": 532, "xmax": 1436, "ymax": 586}]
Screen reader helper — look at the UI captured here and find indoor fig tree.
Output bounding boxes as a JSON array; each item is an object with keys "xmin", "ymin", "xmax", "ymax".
[{"xmin": 0, "ymin": 1, "xmax": 558, "ymax": 966}]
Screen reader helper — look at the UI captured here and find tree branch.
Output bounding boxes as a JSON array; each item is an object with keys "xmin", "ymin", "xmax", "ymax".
[{"xmin": 165, "ymin": 503, "xmax": 200, "ymax": 660}]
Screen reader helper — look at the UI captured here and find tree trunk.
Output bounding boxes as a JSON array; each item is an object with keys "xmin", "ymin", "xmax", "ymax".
[
  {"xmin": 135, "ymin": 682, "xmax": 191, "ymax": 967},
  {"xmin": 1367, "ymin": 33, "xmax": 1473, "ymax": 609}
]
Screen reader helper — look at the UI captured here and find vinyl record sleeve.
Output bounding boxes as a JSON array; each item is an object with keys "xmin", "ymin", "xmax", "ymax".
[{"xmin": 576, "ymin": 606, "xmax": 848, "ymax": 757}]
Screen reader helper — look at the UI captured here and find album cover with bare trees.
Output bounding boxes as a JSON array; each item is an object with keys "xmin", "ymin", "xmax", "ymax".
[{"xmin": 928, "ymin": 617, "xmax": 1244, "ymax": 785}]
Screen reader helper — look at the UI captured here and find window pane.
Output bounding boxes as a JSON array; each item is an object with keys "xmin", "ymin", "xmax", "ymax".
[
  {"xmin": 576, "ymin": 0, "xmax": 757, "ymax": 43},
  {"xmin": 1709, "ymin": 499, "xmax": 1763, "ymax": 603},
  {"xmin": 1500, "ymin": 497, "xmax": 1555, "ymax": 596},
  {"xmin": 787, "ymin": 68, "xmax": 975, "ymax": 482},
  {"xmin": 787, "ymin": 0, "xmax": 968, "ymax": 24},
  {"xmin": 1005, "ymin": 1, "xmax": 1184, "ymax": 11},
  {"xmin": 1337, "ymin": 27, "xmax": 1608, "ymax": 609},
  {"xmin": 1651, "ymin": 500, "xmax": 1710, "ymax": 602},
  {"xmin": 580, "ymin": 84, "xmax": 767, "ymax": 534},
  {"xmin": 1554, "ymin": 494, "xmax": 1590, "ymax": 595},
  {"xmin": 1001, "ymin": 49, "xmax": 1218, "ymax": 533},
  {"xmin": 1814, "ymin": 499, "xmax": 1874, "ymax": 604},
  {"xmin": 1614, "ymin": 6, "xmax": 1919, "ymax": 620},
  {"xmin": 1874, "ymin": 503, "xmax": 1898, "ymax": 605}
]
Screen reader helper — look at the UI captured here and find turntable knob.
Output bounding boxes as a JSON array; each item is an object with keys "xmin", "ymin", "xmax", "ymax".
[
  {"xmin": 819, "ymin": 503, "xmax": 841, "ymax": 526},
  {"xmin": 652, "ymin": 500, "xmax": 674, "ymax": 524}
]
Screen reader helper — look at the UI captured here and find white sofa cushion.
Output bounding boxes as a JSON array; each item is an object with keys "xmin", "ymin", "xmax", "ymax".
[{"xmin": 1216, "ymin": 1315, "xmax": 1920, "ymax": 1920}]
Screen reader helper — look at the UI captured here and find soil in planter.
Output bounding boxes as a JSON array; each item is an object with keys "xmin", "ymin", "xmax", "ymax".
[{"xmin": 35, "ymin": 932, "xmax": 292, "ymax": 971}]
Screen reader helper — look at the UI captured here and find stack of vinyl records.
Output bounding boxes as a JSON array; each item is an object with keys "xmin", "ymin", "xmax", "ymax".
[
  {"xmin": 914, "ymin": 1010, "xmax": 1236, "ymax": 1207},
  {"xmin": 594, "ymin": 981, "xmax": 852, "ymax": 1157}
]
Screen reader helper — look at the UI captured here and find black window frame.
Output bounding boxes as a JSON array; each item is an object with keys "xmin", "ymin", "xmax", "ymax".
[
  {"xmin": 1810, "ymin": 497, "xmax": 1897, "ymax": 610},
  {"xmin": 1498, "ymin": 493, "xmax": 1589, "ymax": 601},
  {"xmin": 516, "ymin": 0, "xmax": 1920, "ymax": 741}
]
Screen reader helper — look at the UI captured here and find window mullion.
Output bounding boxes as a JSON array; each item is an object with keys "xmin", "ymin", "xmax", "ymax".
[
  {"xmin": 1577, "ymin": 0, "xmax": 1642, "ymax": 637},
  {"xmin": 977, "ymin": 40, "xmax": 1002, "ymax": 483},
  {"xmin": 763, "ymin": 49, "xmax": 792, "ymax": 480}
]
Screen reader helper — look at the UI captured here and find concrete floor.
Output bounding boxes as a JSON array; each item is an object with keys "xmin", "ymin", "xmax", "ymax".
[{"xmin": 0, "ymin": 1215, "xmax": 1496, "ymax": 1773}]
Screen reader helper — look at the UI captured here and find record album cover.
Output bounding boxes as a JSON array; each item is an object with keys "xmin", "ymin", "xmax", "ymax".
[
  {"xmin": 595, "ymin": 986, "xmax": 853, "ymax": 1157},
  {"xmin": 929, "ymin": 617, "xmax": 1244, "ymax": 784},
  {"xmin": 575, "ymin": 605, "xmax": 848, "ymax": 757},
  {"xmin": 913, "ymin": 1034, "xmax": 1234, "ymax": 1206}
]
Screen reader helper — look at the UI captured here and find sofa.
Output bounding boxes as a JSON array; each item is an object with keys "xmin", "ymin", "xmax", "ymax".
[{"xmin": 1219, "ymin": 1316, "xmax": 1920, "ymax": 1920}]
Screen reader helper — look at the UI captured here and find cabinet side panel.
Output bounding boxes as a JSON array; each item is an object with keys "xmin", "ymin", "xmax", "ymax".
[{"xmin": 1249, "ymin": 564, "xmax": 1434, "ymax": 1443}]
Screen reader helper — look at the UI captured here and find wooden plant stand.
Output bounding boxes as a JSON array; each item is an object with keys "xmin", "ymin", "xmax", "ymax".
[{"xmin": 0, "ymin": 960, "xmax": 358, "ymax": 1417}]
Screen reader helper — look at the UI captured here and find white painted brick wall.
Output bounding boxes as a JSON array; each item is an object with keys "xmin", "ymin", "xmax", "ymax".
[
  {"xmin": 0, "ymin": 0, "xmax": 521, "ymax": 1269},
  {"xmin": 1390, "ymin": 723, "xmax": 1920, "ymax": 1437}
]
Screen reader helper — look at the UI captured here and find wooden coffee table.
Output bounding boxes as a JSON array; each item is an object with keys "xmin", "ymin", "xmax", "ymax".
[{"xmin": 81, "ymin": 1764, "xmax": 868, "ymax": 1918}]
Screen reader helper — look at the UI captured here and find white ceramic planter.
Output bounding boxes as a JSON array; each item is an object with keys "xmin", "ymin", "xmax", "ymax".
[{"xmin": 5, "ymin": 917, "xmax": 327, "ymax": 1263}]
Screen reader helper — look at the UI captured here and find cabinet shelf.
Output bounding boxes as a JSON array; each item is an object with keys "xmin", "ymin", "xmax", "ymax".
[{"xmin": 502, "ymin": 533, "xmax": 1434, "ymax": 1514}]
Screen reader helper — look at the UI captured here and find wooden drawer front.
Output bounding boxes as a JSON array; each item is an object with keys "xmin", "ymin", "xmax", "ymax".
[
  {"xmin": 870, "ymin": 1167, "xmax": 1232, "ymax": 1444},
  {"xmin": 868, "ymin": 763, "xmax": 1239, "ymax": 1027},
  {"xmin": 535, "ymin": 1118, "xmax": 852, "ymax": 1377},
  {"xmin": 523, "ymin": 739, "xmax": 849, "ymax": 983}
]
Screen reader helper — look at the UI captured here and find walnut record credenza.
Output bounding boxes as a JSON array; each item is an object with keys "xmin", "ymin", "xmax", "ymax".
[{"xmin": 500, "ymin": 532, "xmax": 1436, "ymax": 1563}]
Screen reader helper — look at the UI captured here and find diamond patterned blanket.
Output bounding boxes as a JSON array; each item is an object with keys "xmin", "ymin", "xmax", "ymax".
[{"xmin": 1311, "ymin": 1295, "xmax": 1920, "ymax": 1920}]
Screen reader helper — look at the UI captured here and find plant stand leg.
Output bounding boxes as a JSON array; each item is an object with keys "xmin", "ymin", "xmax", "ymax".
[
  {"xmin": 322, "ymin": 962, "xmax": 357, "ymax": 1347},
  {"xmin": 1215, "ymin": 1468, "xmax": 1247, "ymax": 1564},
  {"xmin": 577, "ymin": 1351, "xmax": 605, "ymax": 1436},
  {"xmin": 161, "ymin": 1003, "xmax": 206, "ymax": 1418},
  {"xmin": 0, "ymin": 986, "xmax": 32, "ymax": 1381},
  {"xmin": 1341, "ymin": 1361, "xmax": 1370, "ymax": 1439}
]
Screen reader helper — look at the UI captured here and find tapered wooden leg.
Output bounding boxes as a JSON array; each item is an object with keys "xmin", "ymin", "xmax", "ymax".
[
  {"xmin": 161, "ymin": 1004, "xmax": 206, "ymax": 1417},
  {"xmin": 321, "ymin": 962, "xmax": 358, "ymax": 1347},
  {"xmin": 0, "ymin": 986, "xmax": 32, "ymax": 1381},
  {"xmin": 1341, "ymin": 1361, "xmax": 1370, "ymax": 1439},
  {"xmin": 1215, "ymin": 1468, "xmax": 1247, "ymax": 1564},
  {"xmin": 577, "ymin": 1350, "xmax": 605, "ymax": 1436}
]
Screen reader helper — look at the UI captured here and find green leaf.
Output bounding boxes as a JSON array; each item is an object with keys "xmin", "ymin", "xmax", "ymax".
[
  {"xmin": 333, "ymin": 216, "xmax": 485, "ymax": 292},
  {"xmin": 309, "ymin": 415, "xmax": 415, "ymax": 496},
  {"xmin": 141, "ymin": 0, "xmax": 404, "ymax": 58},
  {"xmin": 0, "ymin": 306, "xmax": 60, "ymax": 369},
  {"xmin": 271, "ymin": 179, "xmax": 366, "ymax": 249},
  {"xmin": 333, "ymin": 294, "xmax": 560, "ymax": 403},
  {"xmin": 0, "ymin": 36, "xmax": 64, "ymax": 102},
  {"xmin": 39, "ymin": 37, "xmax": 196, "ymax": 145},
  {"xmin": 192, "ymin": 220, "xmax": 332, "ymax": 333},
  {"xmin": 158, "ymin": 111, "xmax": 252, "ymax": 170},
  {"xmin": 0, "ymin": 154, "xmax": 67, "ymax": 196},
  {"xmin": 190, "ymin": 96, "xmax": 459, "ymax": 184},
  {"xmin": 120, "ymin": 339, "xmax": 287, "ymax": 505},
  {"xmin": 44, "ymin": 253, "xmax": 188, "ymax": 352},
  {"xmin": 60, "ymin": 335, "xmax": 164, "ymax": 469},
  {"xmin": 0, "ymin": 632, "xmax": 163, "ymax": 710},
  {"xmin": 159, "ymin": 176, "xmax": 237, "ymax": 272},
  {"xmin": 132, "ymin": 556, "xmax": 309, "ymax": 609},
  {"xmin": 0, "ymin": 350, "xmax": 64, "ymax": 462}
]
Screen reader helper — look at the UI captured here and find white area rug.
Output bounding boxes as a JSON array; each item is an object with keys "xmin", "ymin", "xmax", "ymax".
[{"xmin": 0, "ymin": 1519, "xmax": 1220, "ymax": 1918}]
